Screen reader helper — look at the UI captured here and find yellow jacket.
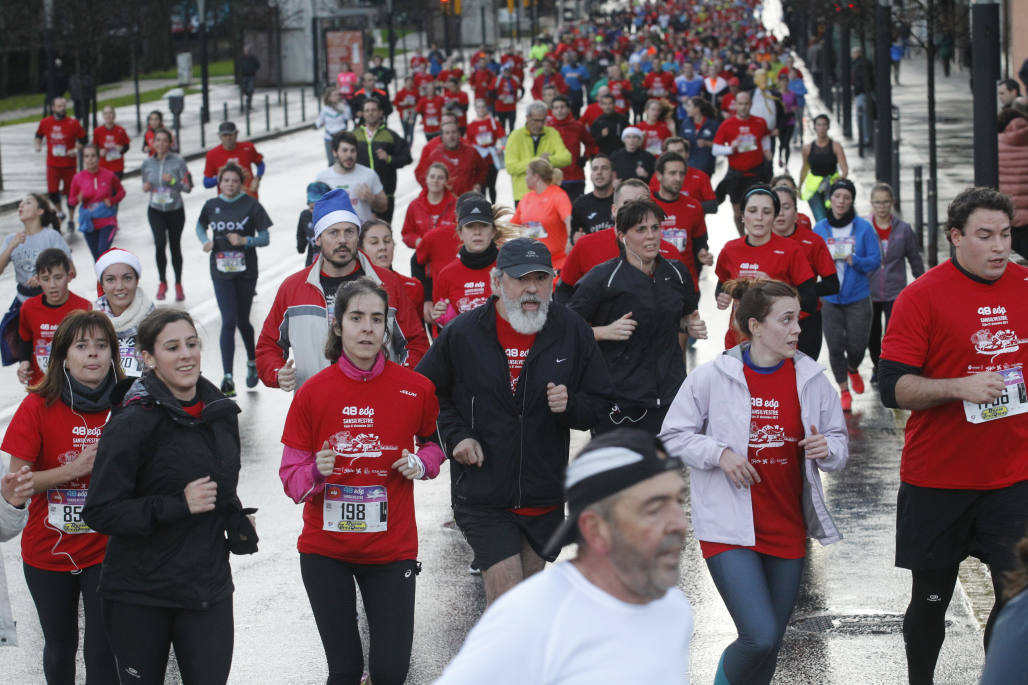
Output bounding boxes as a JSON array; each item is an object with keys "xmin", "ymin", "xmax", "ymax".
[{"xmin": 504, "ymin": 126, "xmax": 572, "ymax": 201}]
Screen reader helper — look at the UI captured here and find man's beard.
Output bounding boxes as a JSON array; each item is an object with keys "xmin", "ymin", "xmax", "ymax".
[{"xmin": 498, "ymin": 283, "xmax": 550, "ymax": 335}]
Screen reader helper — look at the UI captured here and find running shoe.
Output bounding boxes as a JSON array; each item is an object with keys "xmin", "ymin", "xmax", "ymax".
[
  {"xmin": 175, "ymin": 283, "xmax": 185, "ymax": 301},
  {"xmin": 67, "ymin": 218, "xmax": 75, "ymax": 234},
  {"xmin": 848, "ymin": 370, "xmax": 865, "ymax": 394},
  {"xmin": 840, "ymin": 390, "xmax": 852, "ymax": 412},
  {"xmin": 220, "ymin": 375, "xmax": 236, "ymax": 397},
  {"xmin": 246, "ymin": 361, "xmax": 258, "ymax": 388},
  {"xmin": 156, "ymin": 282, "xmax": 167, "ymax": 300},
  {"xmin": 870, "ymin": 367, "xmax": 879, "ymax": 386}
]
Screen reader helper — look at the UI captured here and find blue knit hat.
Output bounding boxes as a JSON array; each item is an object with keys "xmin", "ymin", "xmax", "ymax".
[{"xmin": 312, "ymin": 188, "xmax": 361, "ymax": 240}]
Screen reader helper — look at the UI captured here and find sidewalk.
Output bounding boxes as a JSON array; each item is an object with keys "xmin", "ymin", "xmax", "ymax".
[
  {"xmin": 798, "ymin": 49, "xmax": 975, "ymax": 266},
  {"xmin": 0, "ymin": 79, "xmax": 319, "ymax": 211}
]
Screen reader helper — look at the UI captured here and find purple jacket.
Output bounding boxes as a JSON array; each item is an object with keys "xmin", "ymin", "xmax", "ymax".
[{"xmin": 865, "ymin": 215, "xmax": 925, "ymax": 302}]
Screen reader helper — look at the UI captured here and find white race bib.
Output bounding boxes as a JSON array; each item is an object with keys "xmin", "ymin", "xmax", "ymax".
[
  {"xmin": 215, "ymin": 250, "xmax": 246, "ymax": 273},
  {"xmin": 737, "ymin": 134, "xmax": 757, "ymax": 153},
  {"xmin": 523, "ymin": 221, "xmax": 548, "ymax": 239},
  {"xmin": 105, "ymin": 148, "xmax": 121, "ymax": 161},
  {"xmin": 476, "ymin": 131, "xmax": 494, "ymax": 146},
  {"xmin": 52, "ymin": 144, "xmax": 67, "ymax": 157},
  {"xmin": 47, "ymin": 489, "xmax": 93, "ymax": 534},
  {"xmin": 152, "ymin": 187, "xmax": 172, "ymax": 205},
  {"xmin": 425, "ymin": 116, "xmax": 440, "ymax": 127},
  {"xmin": 827, "ymin": 237, "xmax": 855, "ymax": 261},
  {"xmin": 963, "ymin": 367, "xmax": 1028, "ymax": 424},
  {"xmin": 322, "ymin": 484, "xmax": 388, "ymax": 533}
]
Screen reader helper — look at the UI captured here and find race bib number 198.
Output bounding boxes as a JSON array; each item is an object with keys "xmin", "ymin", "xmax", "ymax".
[
  {"xmin": 963, "ymin": 367, "xmax": 1028, "ymax": 424},
  {"xmin": 323, "ymin": 485, "xmax": 388, "ymax": 533}
]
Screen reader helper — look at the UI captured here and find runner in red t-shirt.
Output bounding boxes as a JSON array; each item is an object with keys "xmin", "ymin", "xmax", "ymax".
[
  {"xmin": 3, "ymin": 310, "xmax": 120, "ymax": 681},
  {"xmin": 202, "ymin": 121, "xmax": 265, "ymax": 198},
  {"xmin": 415, "ymin": 90, "xmax": 446, "ymax": 140},
  {"xmin": 441, "ymin": 78, "xmax": 470, "ymax": 131},
  {"xmin": 643, "ymin": 68, "xmax": 675, "ymax": 100},
  {"xmin": 490, "ymin": 66, "xmax": 522, "ymax": 133},
  {"xmin": 35, "ymin": 97, "xmax": 86, "ymax": 227},
  {"xmin": 430, "ymin": 195, "xmax": 502, "ymax": 326},
  {"xmin": 280, "ymin": 278, "xmax": 442, "ymax": 684},
  {"xmin": 92, "ymin": 106, "xmax": 131, "ymax": 178},
  {"xmin": 715, "ymin": 187, "xmax": 815, "ymax": 349},
  {"xmin": 878, "ymin": 188, "xmax": 1028, "ymax": 682},
  {"xmin": 771, "ymin": 185, "xmax": 839, "ymax": 359},
  {"xmin": 393, "ymin": 77, "xmax": 420, "ymax": 144},
  {"xmin": 713, "ymin": 92, "xmax": 772, "ymax": 234},
  {"xmin": 651, "ymin": 152, "xmax": 710, "ymax": 289}
]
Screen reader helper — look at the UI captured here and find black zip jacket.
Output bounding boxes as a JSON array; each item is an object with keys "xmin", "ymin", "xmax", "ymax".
[
  {"xmin": 567, "ymin": 255, "xmax": 698, "ymax": 410},
  {"xmin": 415, "ymin": 298, "xmax": 616, "ymax": 508},
  {"xmin": 82, "ymin": 374, "xmax": 242, "ymax": 610}
]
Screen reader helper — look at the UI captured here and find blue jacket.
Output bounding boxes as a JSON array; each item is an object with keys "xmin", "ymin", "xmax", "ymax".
[{"xmin": 813, "ymin": 215, "xmax": 881, "ymax": 304}]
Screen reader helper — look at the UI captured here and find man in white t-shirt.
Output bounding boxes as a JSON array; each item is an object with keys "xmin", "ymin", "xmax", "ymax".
[
  {"xmin": 315, "ymin": 130, "xmax": 387, "ymax": 225},
  {"xmin": 434, "ymin": 429, "xmax": 694, "ymax": 685}
]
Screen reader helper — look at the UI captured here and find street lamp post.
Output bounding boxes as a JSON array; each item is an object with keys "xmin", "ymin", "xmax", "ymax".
[
  {"xmin": 971, "ymin": 0, "xmax": 1000, "ymax": 188},
  {"xmin": 875, "ymin": 0, "xmax": 893, "ymax": 185},
  {"xmin": 199, "ymin": 0, "xmax": 210, "ymax": 125}
]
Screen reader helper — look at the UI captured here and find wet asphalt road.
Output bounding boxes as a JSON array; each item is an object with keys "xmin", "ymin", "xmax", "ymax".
[{"xmin": 0, "ymin": 106, "xmax": 989, "ymax": 683}]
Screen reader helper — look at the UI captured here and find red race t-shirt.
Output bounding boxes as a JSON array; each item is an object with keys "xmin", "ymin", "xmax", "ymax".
[
  {"xmin": 416, "ymin": 96, "xmax": 445, "ymax": 134},
  {"xmin": 203, "ymin": 142, "xmax": 264, "ymax": 197},
  {"xmin": 492, "ymin": 77, "xmax": 520, "ymax": 113},
  {"xmin": 92, "ymin": 124, "xmax": 131, "ymax": 173},
  {"xmin": 495, "ymin": 310, "xmax": 536, "ymax": 393},
  {"xmin": 880, "ymin": 260, "xmax": 1028, "ymax": 489},
  {"xmin": 784, "ymin": 224, "xmax": 836, "ymax": 318},
  {"xmin": 702, "ymin": 358, "xmax": 806, "ymax": 559},
  {"xmin": 281, "ymin": 361, "xmax": 439, "ymax": 564},
  {"xmin": 393, "ymin": 88, "xmax": 419, "ymax": 118},
  {"xmin": 465, "ymin": 117, "xmax": 504, "ymax": 149},
  {"xmin": 796, "ymin": 213, "xmax": 813, "ymax": 232},
  {"xmin": 637, "ymin": 120, "xmax": 673, "ymax": 156},
  {"xmin": 441, "ymin": 89, "xmax": 470, "ymax": 128},
  {"xmin": 18, "ymin": 293, "xmax": 93, "ymax": 385},
  {"xmin": 1, "ymin": 393, "xmax": 109, "ymax": 571},
  {"xmin": 873, "ymin": 217, "xmax": 892, "ymax": 242},
  {"xmin": 714, "ymin": 115, "xmax": 769, "ymax": 171},
  {"xmin": 647, "ymin": 168, "xmax": 716, "ymax": 205},
  {"xmin": 643, "ymin": 71, "xmax": 676, "ymax": 98},
  {"xmin": 652, "ymin": 192, "xmax": 707, "ymax": 287},
  {"xmin": 36, "ymin": 116, "xmax": 85, "ymax": 168},
  {"xmin": 433, "ymin": 259, "xmax": 494, "ymax": 315},
  {"xmin": 414, "ymin": 223, "xmax": 462, "ymax": 277},
  {"xmin": 607, "ymin": 79, "xmax": 632, "ymax": 114},
  {"xmin": 716, "ymin": 234, "xmax": 814, "ymax": 348},
  {"xmin": 560, "ymin": 228, "xmax": 682, "ymax": 287}
]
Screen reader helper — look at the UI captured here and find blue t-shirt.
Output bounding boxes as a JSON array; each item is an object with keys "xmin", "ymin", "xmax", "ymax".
[
  {"xmin": 676, "ymin": 74, "xmax": 705, "ymax": 98},
  {"xmin": 561, "ymin": 65, "xmax": 590, "ymax": 92}
]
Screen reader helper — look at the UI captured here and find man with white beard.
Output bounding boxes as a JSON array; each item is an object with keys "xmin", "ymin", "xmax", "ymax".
[{"xmin": 417, "ymin": 238, "xmax": 616, "ymax": 607}]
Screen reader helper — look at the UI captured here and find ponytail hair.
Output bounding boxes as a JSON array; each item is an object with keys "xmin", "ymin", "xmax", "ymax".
[
  {"xmin": 28, "ymin": 193, "xmax": 61, "ymax": 232},
  {"xmin": 722, "ymin": 278, "xmax": 798, "ymax": 339}
]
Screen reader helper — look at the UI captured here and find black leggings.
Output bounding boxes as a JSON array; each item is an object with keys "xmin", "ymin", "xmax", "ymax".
[
  {"xmin": 300, "ymin": 553, "xmax": 418, "ymax": 685},
  {"xmin": 23, "ymin": 562, "xmax": 116, "ymax": 684},
  {"xmin": 497, "ymin": 110, "xmax": 516, "ymax": 134},
  {"xmin": 103, "ymin": 598, "xmax": 234, "ymax": 685},
  {"xmin": 868, "ymin": 300, "xmax": 893, "ymax": 368},
  {"xmin": 147, "ymin": 206, "xmax": 185, "ymax": 284},
  {"xmin": 484, "ymin": 163, "xmax": 499, "ymax": 203},
  {"xmin": 798, "ymin": 310, "xmax": 823, "ymax": 361},
  {"xmin": 212, "ymin": 277, "xmax": 257, "ymax": 377},
  {"xmin": 778, "ymin": 125, "xmax": 795, "ymax": 165},
  {"xmin": 903, "ymin": 566, "xmax": 960, "ymax": 685}
]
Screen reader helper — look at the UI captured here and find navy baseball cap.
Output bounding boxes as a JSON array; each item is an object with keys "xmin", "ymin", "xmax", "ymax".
[
  {"xmin": 457, "ymin": 194, "xmax": 494, "ymax": 228},
  {"xmin": 542, "ymin": 429, "xmax": 683, "ymax": 558},
  {"xmin": 496, "ymin": 238, "xmax": 554, "ymax": 278}
]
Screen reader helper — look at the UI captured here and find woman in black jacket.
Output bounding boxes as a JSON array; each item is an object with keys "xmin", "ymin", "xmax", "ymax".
[
  {"xmin": 568, "ymin": 198, "xmax": 708, "ymax": 434},
  {"xmin": 83, "ymin": 308, "xmax": 252, "ymax": 685}
]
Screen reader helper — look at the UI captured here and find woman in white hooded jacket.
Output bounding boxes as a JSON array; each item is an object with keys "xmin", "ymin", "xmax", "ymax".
[
  {"xmin": 1, "ymin": 459, "xmax": 32, "ymax": 646},
  {"xmin": 660, "ymin": 278, "xmax": 848, "ymax": 685}
]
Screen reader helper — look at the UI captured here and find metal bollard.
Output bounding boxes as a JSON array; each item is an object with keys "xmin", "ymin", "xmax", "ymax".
[
  {"xmin": 239, "ymin": 90, "xmax": 243, "ymax": 114},
  {"xmin": 223, "ymin": 102, "xmax": 228, "ymax": 122},
  {"xmin": 265, "ymin": 94, "xmax": 270, "ymax": 132},
  {"xmin": 927, "ymin": 177, "xmax": 939, "ymax": 268},
  {"xmin": 283, "ymin": 92, "xmax": 289, "ymax": 127},
  {"xmin": 301, "ymin": 88, "xmax": 306, "ymax": 121},
  {"xmin": 246, "ymin": 104, "xmax": 251, "ymax": 136},
  {"xmin": 891, "ymin": 139, "xmax": 901, "ymax": 207},
  {"xmin": 913, "ymin": 165, "xmax": 924, "ymax": 251}
]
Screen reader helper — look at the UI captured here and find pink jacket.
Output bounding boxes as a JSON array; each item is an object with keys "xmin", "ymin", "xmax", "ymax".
[
  {"xmin": 279, "ymin": 352, "xmax": 445, "ymax": 503},
  {"xmin": 68, "ymin": 168, "xmax": 125, "ymax": 229},
  {"xmin": 999, "ymin": 116, "xmax": 1028, "ymax": 227}
]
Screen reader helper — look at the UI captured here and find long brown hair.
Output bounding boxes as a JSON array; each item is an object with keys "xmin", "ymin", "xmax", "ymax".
[
  {"xmin": 31, "ymin": 310, "xmax": 124, "ymax": 405},
  {"xmin": 722, "ymin": 278, "xmax": 798, "ymax": 339}
]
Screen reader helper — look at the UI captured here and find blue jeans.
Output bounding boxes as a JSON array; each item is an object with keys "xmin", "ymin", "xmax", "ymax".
[
  {"xmin": 706, "ymin": 549, "xmax": 805, "ymax": 685},
  {"xmin": 808, "ymin": 191, "xmax": 828, "ymax": 222},
  {"xmin": 84, "ymin": 225, "xmax": 116, "ymax": 261}
]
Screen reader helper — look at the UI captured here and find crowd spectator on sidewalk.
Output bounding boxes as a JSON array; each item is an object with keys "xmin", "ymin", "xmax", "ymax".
[
  {"xmin": 68, "ymin": 71, "xmax": 93, "ymax": 127},
  {"xmin": 998, "ymin": 102, "xmax": 1028, "ymax": 259},
  {"xmin": 851, "ymin": 47, "xmax": 874, "ymax": 147},
  {"xmin": 238, "ymin": 45, "xmax": 261, "ymax": 112},
  {"xmin": 34, "ymin": 97, "xmax": 86, "ymax": 233}
]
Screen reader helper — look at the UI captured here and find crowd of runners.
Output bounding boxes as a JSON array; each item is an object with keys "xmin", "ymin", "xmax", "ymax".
[{"xmin": 1, "ymin": 1, "xmax": 1027, "ymax": 684}]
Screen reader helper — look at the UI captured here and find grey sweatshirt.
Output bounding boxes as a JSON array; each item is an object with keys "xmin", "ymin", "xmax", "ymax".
[
  {"xmin": 140, "ymin": 152, "xmax": 192, "ymax": 211},
  {"xmin": 866, "ymin": 214, "xmax": 925, "ymax": 302}
]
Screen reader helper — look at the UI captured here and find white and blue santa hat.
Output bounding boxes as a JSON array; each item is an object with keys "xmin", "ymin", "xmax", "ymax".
[{"xmin": 312, "ymin": 188, "xmax": 361, "ymax": 240}]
